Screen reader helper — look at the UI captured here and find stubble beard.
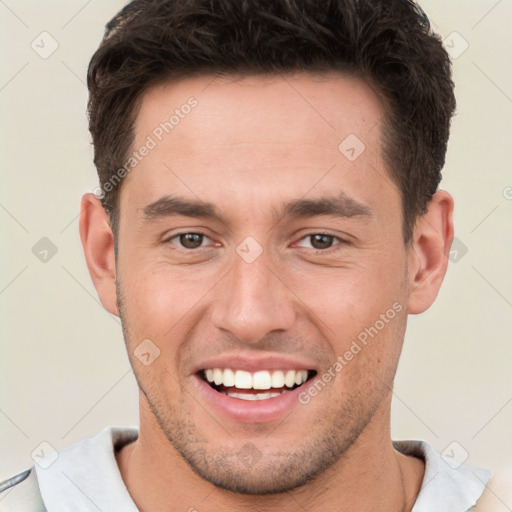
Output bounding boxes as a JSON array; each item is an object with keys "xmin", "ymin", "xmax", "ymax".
[{"xmin": 116, "ymin": 283, "xmax": 398, "ymax": 495}]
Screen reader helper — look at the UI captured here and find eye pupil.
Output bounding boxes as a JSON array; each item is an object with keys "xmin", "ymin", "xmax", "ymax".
[
  {"xmin": 180, "ymin": 233, "xmax": 203, "ymax": 249},
  {"xmin": 310, "ymin": 234, "xmax": 333, "ymax": 249}
]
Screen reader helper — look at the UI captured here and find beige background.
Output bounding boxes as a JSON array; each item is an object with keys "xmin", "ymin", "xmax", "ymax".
[{"xmin": 1, "ymin": 0, "xmax": 511, "ymax": 483}]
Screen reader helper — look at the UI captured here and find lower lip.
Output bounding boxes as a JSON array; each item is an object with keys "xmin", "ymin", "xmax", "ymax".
[{"xmin": 192, "ymin": 375, "xmax": 309, "ymax": 424}]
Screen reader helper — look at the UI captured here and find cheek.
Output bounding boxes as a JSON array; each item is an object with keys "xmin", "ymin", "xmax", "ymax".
[
  {"xmin": 281, "ymin": 254, "xmax": 408, "ymax": 385},
  {"xmin": 283, "ymin": 257, "xmax": 406, "ymax": 338},
  {"xmin": 118, "ymin": 259, "xmax": 220, "ymax": 339}
]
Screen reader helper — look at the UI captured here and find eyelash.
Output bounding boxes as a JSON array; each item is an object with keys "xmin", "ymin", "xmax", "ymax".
[
  {"xmin": 294, "ymin": 232, "xmax": 346, "ymax": 252},
  {"xmin": 165, "ymin": 231, "xmax": 346, "ymax": 253}
]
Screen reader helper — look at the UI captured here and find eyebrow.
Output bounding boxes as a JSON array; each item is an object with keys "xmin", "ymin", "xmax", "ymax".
[
  {"xmin": 141, "ymin": 196, "xmax": 224, "ymax": 222},
  {"xmin": 274, "ymin": 193, "xmax": 372, "ymax": 223},
  {"xmin": 141, "ymin": 192, "xmax": 372, "ymax": 225}
]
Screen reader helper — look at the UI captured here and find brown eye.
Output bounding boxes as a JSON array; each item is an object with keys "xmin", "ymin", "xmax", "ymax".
[
  {"xmin": 167, "ymin": 232, "xmax": 209, "ymax": 249},
  {"xmin": 308, "ymin": 234, "xmax": 336, "ymax": 250},
  {"xmin": 180, "ymin": 233, "xmax": 204, "ymax": 249}
]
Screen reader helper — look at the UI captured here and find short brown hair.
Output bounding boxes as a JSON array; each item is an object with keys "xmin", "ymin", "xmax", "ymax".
[{"xmin": 87, "ymin": 0, "xmax": 455, "ymax": 242}]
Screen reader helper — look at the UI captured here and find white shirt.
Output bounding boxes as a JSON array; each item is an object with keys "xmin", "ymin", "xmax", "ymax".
[{"xmin": 3, "ymin": 426, "xmax": 492, "ymax": 511}]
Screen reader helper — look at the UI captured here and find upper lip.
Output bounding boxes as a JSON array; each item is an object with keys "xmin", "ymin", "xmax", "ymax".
[{"xmin": 192, "ymin": 352, "xmax": 317, "ymax": 374}]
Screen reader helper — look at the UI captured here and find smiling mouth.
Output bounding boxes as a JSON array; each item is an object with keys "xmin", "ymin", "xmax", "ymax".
[{"xmin": 199, "ymin": 368, "xmax": 317, "ymax": 400}]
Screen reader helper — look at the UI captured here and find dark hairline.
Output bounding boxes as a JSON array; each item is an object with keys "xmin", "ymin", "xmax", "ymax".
[
  {"xmin": 89, "ymin": 0, "xmax": 455, "ymax": 253},
  {"xmin": 108, "ymin": 69, "xmax": 414, "ymax": 249}
]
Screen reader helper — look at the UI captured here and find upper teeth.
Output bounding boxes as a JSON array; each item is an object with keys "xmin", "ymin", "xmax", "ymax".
[{"xmin": 204, "ymin": 368, "xmax": 309, "ymax": 389}]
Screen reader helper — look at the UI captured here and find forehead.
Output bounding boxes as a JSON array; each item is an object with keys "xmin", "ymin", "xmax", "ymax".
[
  {"xmin": 120, "ymin": 72, "xmax": 397, "ymax": 224},
  {"xmin": 134, "ymin": 71, "xmax": 384, "ymax": 150}
]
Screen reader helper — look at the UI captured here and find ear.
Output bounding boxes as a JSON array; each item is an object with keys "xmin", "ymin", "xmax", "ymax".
[
  {"xmin": 406, "ymin": 190, "xmax": 454, "ymax": 314},
  {"xmin": 79, "ymin": 193, "xmax": 119, "ymax": 316}
]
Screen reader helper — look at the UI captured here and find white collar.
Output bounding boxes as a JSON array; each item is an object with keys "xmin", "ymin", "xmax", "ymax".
[
  {"xmin": 393, "ymin": 439, "xmax": 491, "ymax": 512},
  {"xmin": 35, "ymin": 426, "xmax": 491, "ymax": 511},
  {"xmin": 36, "ymin": 426, "xmax": 139, "ymax": 511}
]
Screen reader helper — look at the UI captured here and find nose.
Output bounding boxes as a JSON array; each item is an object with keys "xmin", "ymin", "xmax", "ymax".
[{"xmin": 210, "ymin": 248, "xmax": 296, "ymax": 344}]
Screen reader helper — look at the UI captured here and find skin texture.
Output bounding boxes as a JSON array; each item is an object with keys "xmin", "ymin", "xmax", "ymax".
[{"xmin": 80, "ymin": 72, "xmax": 454, "ymax": 511}]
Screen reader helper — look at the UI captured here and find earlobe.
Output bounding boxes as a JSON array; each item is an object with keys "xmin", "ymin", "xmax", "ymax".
[
  {"xmin": 406, "ymin": 191, "xmax": 454, "ymax": 315},
  {"xmin": 79, "ymin": 193, "xmax": 119, "ymax": 316}
]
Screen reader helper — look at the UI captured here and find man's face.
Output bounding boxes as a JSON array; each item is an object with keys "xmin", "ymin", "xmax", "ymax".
[{"xmin": 115, "ymin": 72, "xmax": 410, "ymax": 493}]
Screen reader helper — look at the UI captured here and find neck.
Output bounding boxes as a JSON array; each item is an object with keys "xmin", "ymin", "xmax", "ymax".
[{"xmin": 116, "ymin": 395, "xmax": 424, "ymax": 512}]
